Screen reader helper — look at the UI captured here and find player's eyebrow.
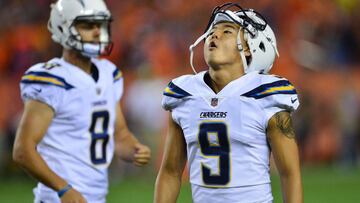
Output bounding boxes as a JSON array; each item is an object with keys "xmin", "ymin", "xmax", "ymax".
[
  {"xmin": 222, "ymin": 24, "xmax": 238, "ymax": 30},
  {"xmin": 211, "ymin": 23, "xmax": 238, "ymax": 31}
]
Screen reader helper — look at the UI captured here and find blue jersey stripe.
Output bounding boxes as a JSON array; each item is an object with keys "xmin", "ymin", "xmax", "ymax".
[
  {"xmin": 242, "ymin": 80, "xmax": 296, "ymax": 99},
  {"xmin": 113, "ymin": 68, "xmax": 123, "ymax": 82},
  {"xmin": 21, "ymin": 71, "xmax": 74, "ymax": 90},
  {"xmin": 163, "ymin": 81, "xmax": 192, "ymax": 98}
]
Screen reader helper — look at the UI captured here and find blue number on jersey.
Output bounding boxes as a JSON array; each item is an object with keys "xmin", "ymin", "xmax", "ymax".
[
  {"xmin": 89, "ymin": 111, "xmax": 109, "ymax": 165},
  {"xmin": 198, "ymin": 122, "xmax": 230, "ymax": 185}
]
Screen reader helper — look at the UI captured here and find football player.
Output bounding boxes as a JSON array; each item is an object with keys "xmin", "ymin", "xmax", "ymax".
[
  {"xmin": 155, "ymin": 3, "xmax": 303, "ymax": 203},
  {"xmin": 12, "ymin": 0, "xmax": 151, "ymax": 202}
]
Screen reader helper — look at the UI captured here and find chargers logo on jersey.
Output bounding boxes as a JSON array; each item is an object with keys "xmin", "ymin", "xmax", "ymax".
[{"xmin": 200, "ymin": 112, "xmax": 227, "ymax": 118}]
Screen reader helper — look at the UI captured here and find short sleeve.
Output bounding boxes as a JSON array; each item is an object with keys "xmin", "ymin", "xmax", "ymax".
[
  {"xmin": 261, "ymin": 93, "xmax": 299, "ymax": 123},
  {"xmin": 113, "ymin": 68, "xmax": 124, "ymax": 102},
  {"xmin": 20, "ymin": 83, "xmax": 64, "ymax": 112},
  {"xmin": 241, "ymin": 77, "xmax": 299, "ymax": 127},
  {"xmin": 161, "ymin": 96, "xmax": 179, "ymax": 111},
  {"xmin": 161, "ymin": 81, "xmax": 192, "ymax": 111}
]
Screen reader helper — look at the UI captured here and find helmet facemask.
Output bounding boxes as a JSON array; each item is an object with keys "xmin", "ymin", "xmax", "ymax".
[
  {"xmin": 68, "ymin": 15, "xmax": 113, "ymax": 58},
  {"xmin": 189, "ymin": 3, "xmax": 279, "ymax": 74}
]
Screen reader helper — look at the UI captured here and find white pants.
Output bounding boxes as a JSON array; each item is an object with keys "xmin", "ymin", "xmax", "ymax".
[{"xmin": 191, "ymin": 183, "xmax": 273, "ymax": 203}]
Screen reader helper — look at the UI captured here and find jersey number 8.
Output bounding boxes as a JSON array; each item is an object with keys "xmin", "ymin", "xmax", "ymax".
[{"xmin": 89, "ymin": 111, "xmax": 109, "ymax": 165}]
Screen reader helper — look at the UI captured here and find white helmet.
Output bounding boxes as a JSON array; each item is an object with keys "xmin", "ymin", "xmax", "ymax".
[
  {"xmin": 189, "ymin": 3, "xmax": 279, "ymax": 74},
  {"xmin": 48, "ymin": 0, "xmax": 113, "ymax": 58}
]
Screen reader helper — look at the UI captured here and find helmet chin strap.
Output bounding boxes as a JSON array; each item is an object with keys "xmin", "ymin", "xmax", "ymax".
[
  {"xmin": 82, "ymin": 43, "xmax": 102, "ymax": 58},
  {"xmin": 189, "ymin": 32, "xmax": 208, "ymax": 74},
  {"xmin": 190, "ymin": 30, "xmax": 249, "ymax": 75},
  {"xmin": 237, "ymin": 30, "xmax": 249, "ymax": 73}
]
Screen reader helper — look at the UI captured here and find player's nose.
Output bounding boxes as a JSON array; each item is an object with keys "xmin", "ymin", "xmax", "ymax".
[
  {"xmin": 92, "ymin": 25, "xmax": 101, "ymax": 41},
  {"xmin": 93, "ymin": 25, "xmax": 101, "ymax": 35},
  {"xmin": 211, "ymin": 31, "xmax": 219, "ymax": 39}
]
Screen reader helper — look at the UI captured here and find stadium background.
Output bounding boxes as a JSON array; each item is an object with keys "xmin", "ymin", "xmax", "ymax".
[{"xmin": 0, "ymin": 0, "xmax": 359, "ymax": 202}]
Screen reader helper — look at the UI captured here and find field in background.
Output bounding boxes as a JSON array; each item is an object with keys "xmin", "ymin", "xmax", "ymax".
[{"xmin": 1, "ymin": 166, "xmax": 359, "ymax": 203}]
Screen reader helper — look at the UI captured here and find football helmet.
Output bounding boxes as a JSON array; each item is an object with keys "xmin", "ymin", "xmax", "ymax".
[
  {"xmin": 190, "ymin": 3, "xmax": 279, "ymax": 74},
  {"xmin": 48, "ymin": 0, "xmax": 113, "ymax": 58}
]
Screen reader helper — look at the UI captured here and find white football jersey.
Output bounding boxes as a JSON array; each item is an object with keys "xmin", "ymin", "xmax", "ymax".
[
  {"xmin": 162, "ymin": 71, "xmax": 299, "ymax": 202},
  {"xmin": 20, "ymin": 57, "xmax": 123, "ymax": 202}
]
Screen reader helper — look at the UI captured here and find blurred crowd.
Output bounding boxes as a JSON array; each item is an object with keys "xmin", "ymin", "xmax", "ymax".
[{"xmin": 1, "ymin": 0, "xmax": 360, "ymax": 177}]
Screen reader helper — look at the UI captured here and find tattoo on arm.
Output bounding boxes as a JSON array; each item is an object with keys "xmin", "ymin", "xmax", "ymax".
[{"xmin": 274, "ymin": 111, "xmax": 296, "ymax": 139}]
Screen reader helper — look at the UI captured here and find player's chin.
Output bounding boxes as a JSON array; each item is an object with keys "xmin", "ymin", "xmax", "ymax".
[
  {"xmin": 133, "ymin": 162, "xmax": 148, "ymax": 167},
  {"xmin": 204, "ymin": 52, "xmax": 216, "ymax": 62},
  {"xmin": 206, "ymin": 58, "xmax": 224, "ymax": 70}
]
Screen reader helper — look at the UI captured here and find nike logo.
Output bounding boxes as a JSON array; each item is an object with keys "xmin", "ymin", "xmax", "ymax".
[
  {"xmin": 291, "ymin": 97, "xmax": 298, "ymax": 103},
  {"xmin": 34, "ymin": 88, "xmax": 42, "ymax": 93}
]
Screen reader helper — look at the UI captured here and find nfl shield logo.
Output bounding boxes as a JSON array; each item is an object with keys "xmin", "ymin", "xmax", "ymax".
[
  {"xmin": 96, "ymin": 87, "xmax": 101, "ymax": 95},
  {"xmin": 211, "ymin": 98, "xmax": 218, "ymax": 107}
]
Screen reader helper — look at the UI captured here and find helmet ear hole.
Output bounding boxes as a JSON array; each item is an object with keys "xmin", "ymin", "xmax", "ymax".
[
  {"xmin": 259, "ymin": 42, "xmax": 265, "ymax": 52},
  {"xmin": 246, "ymin": 55, "xmax": 252, "ymax": 65},
  {"xmin": 57, "ymin": 26, "xmax": 63, "ymax": 33}
]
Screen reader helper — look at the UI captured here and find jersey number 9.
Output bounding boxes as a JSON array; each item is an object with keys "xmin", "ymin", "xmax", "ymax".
[{"xmin": 198, "ymin": 122, "xmax": 230, "ymax": 186}]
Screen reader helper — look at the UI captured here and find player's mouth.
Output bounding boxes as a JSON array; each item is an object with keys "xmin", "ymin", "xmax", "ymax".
[{"xmin": 209, "ymin": 41, "xmax": 217, "ymax": 50}]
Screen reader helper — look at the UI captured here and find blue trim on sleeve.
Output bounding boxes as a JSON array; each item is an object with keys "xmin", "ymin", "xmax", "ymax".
[
  {"xmin": 242, "ymin": 80, "xmax": 297, "ymax": 99},
  {"xmin": 21, "ymin": 71, "xmax": 74, "ymax": 90},
  {"xmin": 163, "ymin": 81, "xmax": 192, "ymax": 98},
  {"xmin": 113, "ymin": 68, "xmax": 123, "ymax": 82}
]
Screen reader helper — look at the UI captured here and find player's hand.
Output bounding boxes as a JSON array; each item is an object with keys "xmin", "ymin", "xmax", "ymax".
[
  {"xmin": 133, "ymin": 143, "xmax": 151, "ymax": 166},
  {"xmin": 60, "ymin": 188, "xmax": 87, "ymax": 203}
]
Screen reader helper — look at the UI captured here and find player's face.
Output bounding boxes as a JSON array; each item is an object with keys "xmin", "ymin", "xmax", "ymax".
[
  {"xmin": 204, "ymin": 22, "xmax": 246, "ymax": 68},
  {"xmin": 75, "ymin": 21, "xmax": 103, "ymax": 43}
]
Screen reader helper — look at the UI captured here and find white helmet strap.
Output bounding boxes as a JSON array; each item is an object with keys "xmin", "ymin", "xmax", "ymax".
[
  {"xmin": 189, "ymin": 32, "xmax": 208, "ymax": 74},
  {"xmin": 237, "ymin": 30, "xmax": 248, "ymax": 73}
]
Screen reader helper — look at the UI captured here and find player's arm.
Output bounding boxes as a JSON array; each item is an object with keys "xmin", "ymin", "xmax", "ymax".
[
  {"xmin": 154, "ymin": 112, "xmax": 187, "ymax": 203},
  {"xmin": 114, "ymin": 103, "xmax": 151, "ymax": 166},
  {"xmin": 13, "ymin": 100, "xmax": 86, "ymax": 202},
  {"xmin": 267, "ymin": 111, "xmax": 303, "ymax": 203}
]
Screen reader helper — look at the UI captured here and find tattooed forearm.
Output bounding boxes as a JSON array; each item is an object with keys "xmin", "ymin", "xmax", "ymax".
[{"xmin": 274, "ymin": 111, "xmax": 296, "ymax": 139}]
